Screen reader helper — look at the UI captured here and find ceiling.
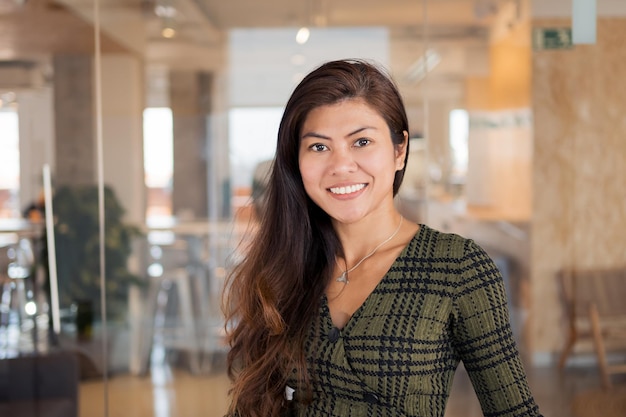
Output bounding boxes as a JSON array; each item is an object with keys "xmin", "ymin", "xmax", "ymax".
[
  {"xmin": 188, "ymin": 0, "xmax": 494, "ymax": 30},
  {"xmin": 0, "ymin": 0, "xmax": 507, "ymax": 59},
  {"xmin": 0, "ymin": 0, "xmax": 529, "ymax": 106},
  {"xmin": 0, "ymin": 0, "xmax": 128, "ymax": 60}
]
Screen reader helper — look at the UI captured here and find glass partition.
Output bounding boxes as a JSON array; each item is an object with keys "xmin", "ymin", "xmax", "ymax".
[
  {"xmin": 2, "ymin": 0, "xmax": 625, "ymax": 416},
  {"xmin": 1, "ymin": 2, "xmax": 103, "ymax": 417}
]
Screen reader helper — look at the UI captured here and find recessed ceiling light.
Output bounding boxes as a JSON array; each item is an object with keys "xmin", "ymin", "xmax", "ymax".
[
  {"xmin": 162, "ymin": 27, "xmax": 176, "ymax": 38},
  {"xmin": 296, "ymin": 27, "xmax": 310, "ymax": 44}
]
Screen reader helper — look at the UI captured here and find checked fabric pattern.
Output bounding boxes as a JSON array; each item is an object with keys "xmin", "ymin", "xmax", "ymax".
[{"xmin": 287, "ymin": 225, "xmax": 542, "ymax": 417}]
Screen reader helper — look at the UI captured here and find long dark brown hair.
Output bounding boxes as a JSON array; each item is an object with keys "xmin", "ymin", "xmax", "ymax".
[{"xmin": 223, "ymin": 59, "xmax": 410, "ymax": 417}]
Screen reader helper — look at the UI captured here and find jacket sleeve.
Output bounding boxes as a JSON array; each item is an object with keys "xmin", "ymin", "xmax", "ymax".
[{"xmin": 451, "ymin": 239, "xmax": 543, "ymax": 417}]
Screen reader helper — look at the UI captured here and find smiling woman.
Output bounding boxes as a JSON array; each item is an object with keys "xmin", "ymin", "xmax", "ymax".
[{"xmin": 223, "ymin": 59, "xmax": 543, "ymax": 417}]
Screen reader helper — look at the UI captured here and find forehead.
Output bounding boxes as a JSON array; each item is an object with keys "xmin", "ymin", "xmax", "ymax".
[{"xmin": 302, "ymin": 98, "xmax": 386, "ymax": 129}]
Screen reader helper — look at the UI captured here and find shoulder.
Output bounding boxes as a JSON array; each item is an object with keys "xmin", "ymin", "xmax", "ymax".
[
  {"xmin": 401, "ymin": 225, "xmax": 496, "ymax": 290},
  {"xmin": 405, "ymin": 224, "xmax": 478, "ymax": 262}
]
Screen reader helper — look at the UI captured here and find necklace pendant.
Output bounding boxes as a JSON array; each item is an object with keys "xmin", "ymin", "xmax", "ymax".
[{"xmin": 336, "ymin": 271, "xmax": 349, "ymax": 284}]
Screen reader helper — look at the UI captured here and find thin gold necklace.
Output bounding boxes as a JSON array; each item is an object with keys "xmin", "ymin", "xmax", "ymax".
[{"xmin": 336, "ymin": 216, "xmax": 403, "ymax": 284}]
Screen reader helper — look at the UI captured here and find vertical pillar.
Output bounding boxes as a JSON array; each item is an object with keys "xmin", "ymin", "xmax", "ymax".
[
  {"xmin": 17, "ymin": 86, "xmax": 55, "ymax": 210},
  {"xmin": 52, "ymin": 54, "xmax": 96, "ymax": 186},
  {"xmin": 170, "ymin": 70, "xmax": 210, "ymax": 219},
  {"xmin": 52, "ymin": 53, "xmax": 146, "ymax": 223}
]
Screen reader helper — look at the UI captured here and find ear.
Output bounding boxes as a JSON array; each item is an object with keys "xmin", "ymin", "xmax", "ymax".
[{"xmin": 395, "ymin": 131, "xmax": 409, "ymax": 170}]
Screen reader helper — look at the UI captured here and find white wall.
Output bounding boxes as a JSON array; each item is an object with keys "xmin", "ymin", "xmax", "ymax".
[{"xmin": 228, "ymin": 27, "xmax": 390, "ymax": 108}]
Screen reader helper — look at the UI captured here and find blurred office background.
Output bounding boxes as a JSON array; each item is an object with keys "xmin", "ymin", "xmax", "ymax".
[{"xmin": 1, "ymin": 1, "xmax": 625, "ymax": 416}]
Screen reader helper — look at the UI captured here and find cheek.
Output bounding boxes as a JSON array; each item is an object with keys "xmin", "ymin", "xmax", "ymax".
[
  {"xmin": 298, "ymin": 158, "xmax": 319, "ymax": 190},
  {"xmin": 363, "ymin": 153, "xmax": 397, "ymax": 176}
]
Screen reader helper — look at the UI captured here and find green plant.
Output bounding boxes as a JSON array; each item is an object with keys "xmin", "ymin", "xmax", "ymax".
[{"xmin": 53, "ymin": 184, "xmax": 144, "ymax": 322}]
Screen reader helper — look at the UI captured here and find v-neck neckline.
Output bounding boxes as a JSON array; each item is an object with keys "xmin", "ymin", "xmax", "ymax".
[{"xmin": 322, "ymin": 225, "xmax": 425, "ymax": 332}]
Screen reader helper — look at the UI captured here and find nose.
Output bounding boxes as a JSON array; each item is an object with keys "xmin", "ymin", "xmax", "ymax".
[{"xmin": 329, "ymin": 147, "xmax": 357, "ymax": 174}]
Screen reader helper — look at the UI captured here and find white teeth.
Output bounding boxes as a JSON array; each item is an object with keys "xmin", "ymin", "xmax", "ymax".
[{"xmin": 329, "ymin": 184, "xmax": 366, "ymax": 195}]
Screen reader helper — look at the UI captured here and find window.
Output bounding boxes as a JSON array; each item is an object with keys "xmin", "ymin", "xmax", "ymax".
[
  {"xmin": 228, "ymin": 107, "xmax": 283, "ymax": 191},
  {"xmin": 143, "ymin": 107, "xmax": 174, "ymax": 220},
  {"xmin": 449, "ymin": 109, "xmax": 469, "ymax": 184},
  {"xmin": 0, "ymin": 108, "xmax": 20, "ymax": 218}
]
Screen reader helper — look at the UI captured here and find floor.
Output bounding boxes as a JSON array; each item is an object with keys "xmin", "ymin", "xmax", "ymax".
[
  {"xmin": 5, "ymin": 293, "xmax": 621, "ymax": 417},
  {"xmin": 77, "ymin": 351, "xmax": 624, "ymax": 417}
]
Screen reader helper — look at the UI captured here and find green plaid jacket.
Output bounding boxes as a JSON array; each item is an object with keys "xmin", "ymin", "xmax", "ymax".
[{"xmin": 287, "ymin": 225, "xmax": 542, "ymax": 417}]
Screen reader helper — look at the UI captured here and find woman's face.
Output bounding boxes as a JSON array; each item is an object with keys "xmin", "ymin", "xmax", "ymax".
[{"xmin": 298, "ymin": 98, "xmax": 407, "ymax": 225}]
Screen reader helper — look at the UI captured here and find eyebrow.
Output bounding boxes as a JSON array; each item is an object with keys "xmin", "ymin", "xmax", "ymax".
[{"xmin": 300, "ymin": 126, "xmax": 376, "ymax": 141}]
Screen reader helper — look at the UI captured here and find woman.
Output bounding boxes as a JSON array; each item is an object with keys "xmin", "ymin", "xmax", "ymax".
[{"xmin": 224, "ymin": 59, "xmax": 542, "ymax": 417}]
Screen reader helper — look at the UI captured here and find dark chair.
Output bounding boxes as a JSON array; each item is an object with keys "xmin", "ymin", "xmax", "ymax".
[{"xmin": 0, "ymin": 350, "xmax": 79, "ymax": 417}]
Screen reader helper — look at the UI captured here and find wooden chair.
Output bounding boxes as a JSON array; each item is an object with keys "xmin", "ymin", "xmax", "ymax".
[{"xmin": 558, "ymin": 268, "xmax": 626, "ymax": 389}]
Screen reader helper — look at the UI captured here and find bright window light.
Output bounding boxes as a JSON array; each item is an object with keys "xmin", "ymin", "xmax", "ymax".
[
  {"xmin": 0, "ymin": 109, "xmax": 20, "ymax": 218},
  {"xmin": 143, "ymin": 107, "xmax": 174, "ymax": 220},
  {"xmin": 143, "ymin": 107, "xmax": 173, "ymax": 188},
  {"xmin": 449, "ymin": 109, "xmax": 469, "ymax": 181},
  {"xmin": 0, "ymin": 110, "xmax": 20, "ymax": 189}
]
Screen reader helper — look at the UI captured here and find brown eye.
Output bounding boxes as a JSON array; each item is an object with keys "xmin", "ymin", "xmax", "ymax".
[
  {"xmin": 354, "ymin": 138, "xmax": 371, "ymax": 148},
  {"xmin": 309, "ymin": 143, "xmax": 328, "ymax": 152}
]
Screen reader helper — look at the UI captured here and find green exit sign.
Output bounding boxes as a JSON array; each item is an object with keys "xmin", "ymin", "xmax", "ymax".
[{"xmin": 533, "ymin": 28, "xmax": 573, "ymax": 50}]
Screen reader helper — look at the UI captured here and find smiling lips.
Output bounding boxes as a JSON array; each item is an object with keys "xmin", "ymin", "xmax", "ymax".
[{"xmin": 329, "ymin": 183, "xmax": 367, "ymax": 195}]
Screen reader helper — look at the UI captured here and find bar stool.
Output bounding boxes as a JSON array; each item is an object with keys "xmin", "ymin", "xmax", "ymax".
[
  {"xmin": 131, "ymin": 231, "xmax": 229, "ymax": 376},
  {"xmin": 137, "ymin": 266, "xmax": 203, "ymax": 375}
]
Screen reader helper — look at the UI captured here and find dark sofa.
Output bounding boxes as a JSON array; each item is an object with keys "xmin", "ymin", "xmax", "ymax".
[{"xmin": 0, "ymin": 350, "xmax": 79, "ymax": 417}]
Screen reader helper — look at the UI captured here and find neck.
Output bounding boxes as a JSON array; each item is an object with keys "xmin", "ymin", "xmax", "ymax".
[
  {"xmin": 335, "ymin": 215, "xmax": 404, "ymax": 285},
  {"xmin": 337, "ymin": 213, "xmax": 404, "ymax": 264}
]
